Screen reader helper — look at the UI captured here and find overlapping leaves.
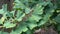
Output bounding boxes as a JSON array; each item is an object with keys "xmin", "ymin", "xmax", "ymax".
[{"xmin": 0, "ymin": 0, "xmax": 60, "ymax": 34}]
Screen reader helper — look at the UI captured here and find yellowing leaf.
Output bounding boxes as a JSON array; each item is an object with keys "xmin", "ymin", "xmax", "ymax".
[{"xmin": 1, "ymin": 17, "xmax": 5, "ymax": 22}]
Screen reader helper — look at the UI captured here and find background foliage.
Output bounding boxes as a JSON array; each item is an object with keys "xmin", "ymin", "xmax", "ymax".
[{"xmin": 0, "ymin": 0, "xmax": 60, "ymax": 34}]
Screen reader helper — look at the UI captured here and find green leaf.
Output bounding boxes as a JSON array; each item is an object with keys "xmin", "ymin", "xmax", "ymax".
[
  {"xmin": 12, "ymin": 23, "xmax": 28, "ymax": 34},
  {"xmin": 40, "ymin": 1, "xmax": 50, "ymax": 6},
  {"xmin": 14, "ymin": 0, "xmax": 25, "ymax": 9},
  {"xmin": 57, "ymin": 24, "xmax": 60, "ymax": 31},
  {"xmin": 16, "ymin": 10, "xmax": 22, "ymax": 18},
  {"xmin": 0, "ymin": 4, "xmax": 7, "ymax": 14},
  {"xmin": 26, "ymin": 30, "xmax": 33, "ymax": 34},
  {"xmin": 0, "ymin": 31, "xmax": 9, "ymax": 34},
  {"xmin": 38, "ymin": 9, "xmax": 54, "ymax": 26},
  {"xmin": 0, "ymin": 9, "xmax": 4, "ymax": 14},
  {"xmin": 33, "ymin": 4, "xmax": 44, "ymax": 15},
  {"xmin": 27, "ymin": 23, "xmax": 37, "ymax": 30},
  {"xmin": 10, "ymin": 11, "xmax": 15, "ymax": 17},
  {"xmin": 0, "ymin": 19, "xmax": 3, "ymax": 24},
  {"xmin": 54, "ymin": 14, "xmax": 60, "ymax": 23},
  {"xmin": 6, "ymin": 11, "xmax": 13, "ymax": 18},
  {"xmin": 0, "ymin": 15, "xmax": 6, "ymax": 24},
  {"xmin": 0, "ymin": 31, "xmax": 2, "ymax": 34},
  {"xmin": 25, "ymin": 7, "xmax": 31, "ymax": 14},
  {"xmin": 56, "ymin": 10, "xmax": 60, "ymax": 13},
  {"xmin": 28, "ymin": 15, "xmax": 42, "ymax": 22},
  {"xmin": 2, "ymin": 32, "xmax": 9, "ymax": 34},
  {"xmin": 2, "ymin": 4, "xmax": 7, "ymax": 12},
  {"xmin": 3, "ymin": 21, "xmax": 16, "ymax": 28},
  {"xmin": 16, "ymin": 13, "xmax": 25, "ymax": 21},
  {"xmin": 10, "ymin": 31, "xmax": 20, "ymax": 34}
]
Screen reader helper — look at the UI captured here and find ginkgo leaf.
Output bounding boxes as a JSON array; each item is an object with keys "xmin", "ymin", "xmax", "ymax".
[
  {"xmin": 3, "ymin": 21, "xmax": 16, "ymax": 28},
  {"xmin": 33, "ymin": 4, "xmax": 44, "ymax": 15},
  {"xmin": 1, "ymin": 17, "xmax": 5, "ymax": 22},
  {"xmin": 25, "ymin": 7, "xmax": 31, "ymax": 14},
  {"xmin": 16, "ymin": 13, "xmax": 25, "ymax": 21},
  {"xmin": 0, "ymin": 9, "xmax": 4, "ymax": 14},
  {"xmin": 10, "ymin": 31, "xmax": 20, "ymax": 34},
  {"xmin": 16, "ymin": 10, "xmax": 22, "ymax": 18},
  {"xmin": 2, "ymin": 32, "xmax": 9, "ymax": 34},
  {"xmin": 12, "ymin": 23, "xmax": 28, "ymax": 34},
  {"xmin": 38, "ymin": 9, "xmax": 54, "ymax": 26},
  {"xmin": 0, "ymin": 17, "xmax": 5, "ymax": 24},
  {"xmin": 28, "ymin": 15, "xmax": 42, "ymax": 22},
  {"xmin": 14, "ymin": 0, "xmax": 25, "ymax": 9},
  {"xmin": 27, "ymin": 23, "xmax": 37, "ymax": 30},
  {"xmin": 54, "ymin": 14, "xmax": 60, "ymax": 23}
]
